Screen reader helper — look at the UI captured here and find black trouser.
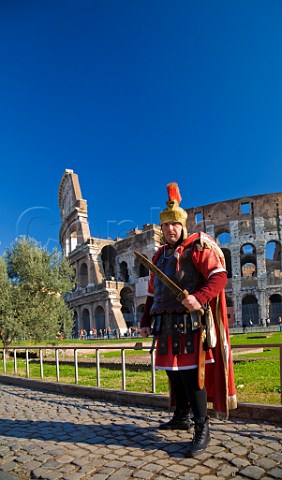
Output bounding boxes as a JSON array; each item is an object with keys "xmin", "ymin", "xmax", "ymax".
[{"xmin": 166, "ymin": 369, "xmax": 207, "ymax": 418}]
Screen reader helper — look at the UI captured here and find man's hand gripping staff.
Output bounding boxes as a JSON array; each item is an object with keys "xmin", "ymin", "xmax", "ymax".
[{"xmin": 134, "ymin": 251, "xmax": 206, "ymax": 389}]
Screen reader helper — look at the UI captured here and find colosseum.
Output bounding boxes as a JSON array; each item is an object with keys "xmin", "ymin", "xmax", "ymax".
[{"xmin": 59, "ymin": 169, "xmax": 282, "ymax": 336}]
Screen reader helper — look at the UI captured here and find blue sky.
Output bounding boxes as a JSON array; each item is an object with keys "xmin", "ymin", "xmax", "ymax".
[{"xmin": 1, "ymin": 0, "xmax": 282, "ymax": 255}]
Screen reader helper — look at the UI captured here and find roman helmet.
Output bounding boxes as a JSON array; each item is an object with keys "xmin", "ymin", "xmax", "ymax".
[{"xmin": 160, "ymin": 182, "xmax": 188, "ymax": 239}]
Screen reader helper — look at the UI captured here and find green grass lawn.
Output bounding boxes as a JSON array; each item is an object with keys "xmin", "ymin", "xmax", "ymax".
[
  {"xmin": 1, "ymin": 332, "xmax": 281, "ymax": 405},
  {"xmin": 230, "ymin": 331, "xmax": 281, "ymax": 404}
]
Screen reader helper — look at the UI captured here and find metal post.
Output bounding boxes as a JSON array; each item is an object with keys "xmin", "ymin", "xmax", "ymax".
[
  {"xmin": 121, "ymin": 348, "xmax": 126, "ymax": 390},
  {"xmin": 55, "ymin": 349, "xmax": 60, "ymax": 382},
  {"xmin": 74, "ymin": 349, "xmax": 78, "ymax": 384},
  {"xmin": 25, "ymin": 349, "xmax": 29, "ymax": 378},
  {"xmin": 96, "ymin": 349, "xmax": 100, "ymax": 387},
  {"xmin": 13, "ymin": 349, "xmax": 17, "ymax": 375},
  {"xmin": 151, "ymin": 349, "xmax": 156, "ymax": 393},
  {"xmin": 39, "ymin": 349, "xmax": 44, "ymax": 379}
]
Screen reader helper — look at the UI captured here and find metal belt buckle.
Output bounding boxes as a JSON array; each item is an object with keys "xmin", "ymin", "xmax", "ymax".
[
  {"xmin": 191, "ymin": 311, "xmax": 200, "ymax": 331},
  {"xmin": 176, "ymin": 314, "xmax": 184, "ymax": 333}
]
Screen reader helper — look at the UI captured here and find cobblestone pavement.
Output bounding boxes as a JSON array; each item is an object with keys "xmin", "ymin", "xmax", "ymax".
[{"xmin": 0, "ymin": 383, "xmax": 281, "ymax": 480}]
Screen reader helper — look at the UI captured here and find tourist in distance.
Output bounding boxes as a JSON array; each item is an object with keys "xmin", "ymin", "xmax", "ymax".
[{"xmin": 140, "ymin": 182, "xmax": 237, "ymax": 457}]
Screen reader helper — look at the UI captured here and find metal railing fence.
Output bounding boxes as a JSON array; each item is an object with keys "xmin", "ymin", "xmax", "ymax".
[
  {"xmin": 0, "ymin": 342, "xmax": 281, "ymax": 403},
  {"xmin": 1, "ymin": 344, "xmax": 156, "ymax": 393}
]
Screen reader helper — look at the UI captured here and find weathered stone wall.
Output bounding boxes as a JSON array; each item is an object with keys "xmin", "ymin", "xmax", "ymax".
[
  {"xmin": 59, "ymin": 169, "xmax": 282, "ymax": 333},
  {"xmin": 185, "ymin": 193, "xmax": 282, "ymax": 326}
]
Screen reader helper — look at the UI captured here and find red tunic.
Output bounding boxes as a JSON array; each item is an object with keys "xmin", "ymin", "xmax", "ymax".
[
  {"xmin": 141, "ymin": 232, "xmax": 237, "ymax": 417},
  {"xmin": 155, "ymin": 330, "xmax": 215, "ymax": 370}
]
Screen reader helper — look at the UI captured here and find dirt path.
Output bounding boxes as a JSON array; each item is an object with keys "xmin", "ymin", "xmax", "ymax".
[
  {"xmin": 43, "ymin": 341, "xmax": 264, "ymax": 365},
  {"xmin": 44, "ymin": 341, "xmax": 151, "ymax": 364}
]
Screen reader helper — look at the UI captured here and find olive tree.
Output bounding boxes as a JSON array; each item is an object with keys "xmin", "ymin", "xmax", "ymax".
[
  {"xmin": 0, "ymin": 258, "xmax": 22, "ymax": 346},
  {"xmin": 0, "ymin": 237, "xmax": 75, "ymax": 346}
]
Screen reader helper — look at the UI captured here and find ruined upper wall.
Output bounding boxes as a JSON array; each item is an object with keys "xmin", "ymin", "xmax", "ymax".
[
  {"xmin": 186, "ymin": 192, "xmax": 282, "ymax": 233},
  {"xmin": 58, "ymin": 169, "xmax": 88, "ymax": 222},
  {"xmin": 59, "ymin": 169, "xmax": 90, "ymax": 252}
]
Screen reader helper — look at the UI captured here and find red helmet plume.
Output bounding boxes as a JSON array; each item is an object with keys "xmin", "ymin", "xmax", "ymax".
[{"xmin": 167, "ymin": 182, "xmax": 182, "ymax": 204}]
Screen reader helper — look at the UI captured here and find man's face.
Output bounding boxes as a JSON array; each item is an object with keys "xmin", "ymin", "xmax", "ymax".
[{"xmin": 161, "ymin": 222, "xmax": 183, "ymax": 244}]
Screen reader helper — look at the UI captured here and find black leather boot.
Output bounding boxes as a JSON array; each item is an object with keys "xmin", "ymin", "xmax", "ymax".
[
  {"xmin": 159, "ymin": 409, "xmax": 193, "ymax": 430},
  {"xmin": 185, "ymin": 416, "xmax": 211, "ymax": 457}
]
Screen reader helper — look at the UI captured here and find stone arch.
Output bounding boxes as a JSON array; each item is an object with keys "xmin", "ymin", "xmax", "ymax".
[
  {"xmin": 120, "ymin": 287, "xmax": 135, "ymax": 327},
  {"xmin": 269, "ymin": 294, "xmax": 282, "ymax": 321},
  {"xmin": 241, "ymin": 244, "xmax": 256, "ymax": 255},
  {"xmin": 135, "ymin": 253, "xmax": 149, "ymax": 277},
  {"xmin": 139, "ymin": 263, "xmax": 149, "ymax": 278},
  {"xmin": 119, "ymin": 261, "xmax": 129, "ymax": 282},
  {"xmin": 140, "ymin": 263, "xmax": 149, "ymax": 277},
  {"xmin": 240, "ymin": 243, "xmax": 257, "ymax": 277},
  {"xmin": 65, "ymin": 237, "xmax": 70, "ymax": 256},
  {"xmin": 71, "ymin": 267, "xmax": 77, "ymax": 291},
  {"xmin": 80, "ymin": 263, "xmax": 88, "ymax": 287},
  {"xmin": 242, "ymin": 294, "xmax": 259, "ymax": 325},
  {"xmin": 81, "ymin": 308, "xmax": 90, "ymax": 335},
  {"xmin": 137, "ymin": 304, "xmax": 145, "ymax": 326},
  {"xmin": 73, "ymin": 310, "xmax": 78, "ymax": 338},
  {"xmin": 215, "ymin": 228, "xmax": 231, "ymax": 245},
  {"xmin": 225, "ymin": 296, "xmax": 235, "ymax": 326},
  {"xmin": 221, "ymin": 248, "xmax": 232, "ymax": 278},
  {"xmin": 94, "ymin": 306, "xmax": 106, "ymax": 332},
  {"xmin": 241, "ymin": 262, "xmax": 256, "ymax": 278},
  {"xmin": 265, "ymin": 241, "xmax": 281, "ymax": 275},
  {"xmin": 101, "ymin": 245, "xmax": 117, "ymax": 279},
  {"xmin": 70, "ymin": 229, "xmax": 78, "ymax": 252}
]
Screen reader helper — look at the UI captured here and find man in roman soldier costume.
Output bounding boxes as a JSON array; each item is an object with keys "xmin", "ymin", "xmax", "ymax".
[{"xmin": 140, "ymin": 182, "xmax": 237, "ymax": 457}]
